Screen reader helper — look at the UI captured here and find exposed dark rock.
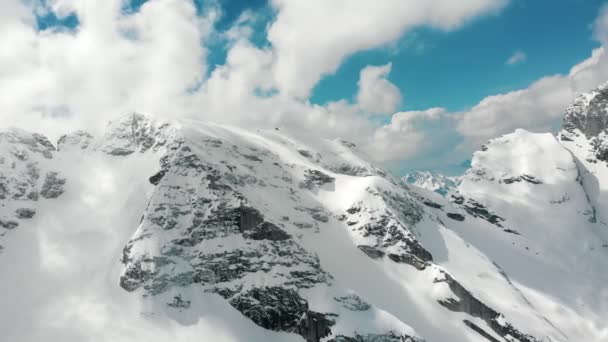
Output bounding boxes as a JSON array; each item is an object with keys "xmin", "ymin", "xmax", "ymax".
[
  {"xmin": 102, "ymin": 113, "xmax": 172, "ymax": 155},
  {"xmin": 463, "ymin": 320, "xmax": 501, "ymax": 342},
  {"xmin": 387, "ymin": 253, "xmax": 429, "ymax": 271},
  {"xmin": 564, "ymin": 84, "xmax": 608, "ymax": 138},
  {"xmin": 451, "ymin": 195, "xmax": 465, "ymax": 205},
  {"xmin": 167, "ymin": 295, "xmax": 191, "ymax": 309},
  {"xmin": 297, "ymin": 311, "xmax": 336, "ymax": 342},
  {"xmin": 357, "ymin": 245, "xmax": 385, "ymax": 259},
  {"xmin": 149, "ymin": 170, "xmax": 166, "ymax": 185},
  {"xmin": 27, "ymin": 191, "xmax": 39, "ymax": 201},
  {"xmin": 297, "ymin": 206, "xmax": 329, "ymax": 222},
  {"xmin": 502, "ymin": 174, "xmax": 542, "ymax": 185},
  {"xmin": 244, "ymin": 222, "xmax": 291, "ymax": 241},
  {"xmin": 0, "ymin": 219, "xmax": 18, "ymax": 230},
  {"xmin": 227, "ymin": 287, "xmax": 308, "ymax": 334},
  {"xmin": 422, "ymin": 200, "xmax": 442, "ymax": 209},
  {"xmin": 237, "ymin": 206, "xmax": 265, "ymax": 232},
  {"xmin": 328, "ymin": 331, "xmax": 423, "ymax": 342},
  {"xmin": 503, "ymin": 229, "xmax": 521, "ymax": 235},
  {"xmin": 40, "ymin": 171, "xmax": 66, "ymax": 199},
  {"xmin": 298, "ymin": 150, "xmax": 313, "ymax": 158},
  {"xmin": 346, "ymin": 206, "xmax": 361, "ymax": 214},
  {"xmin": 243, "ymin": 154, "xmax": 262, "ymax": 162},
  {"xmin": 57, "ymin": 130, "xmax": 94, "ymax": 150},
  {"xmin": 15, "ymin": 208, "xmax": 35, "ymax": 219},
  {"xmin": 447, "ymin": 213, "xmax": 465, "ymax": 221},
  {"xmin": 32, "ymin": 133, "xmax": 56, "ymax": 152},
  {"xmin": 300, "ymin": 169, "xmax": 335, "ymax": 189},
  {"xmin": 334, "ymin": 294, "xmax": 371, "ymax": 311},
  {"xmin": 463, "ymin": 199, "xmax": 505, "ymax": 228},
  {"xmin": 436, "ymin": 271, "xmax": 541, "ymax": 342}
]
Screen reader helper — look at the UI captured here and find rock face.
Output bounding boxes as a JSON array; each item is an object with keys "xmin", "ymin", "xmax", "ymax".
[
  {"xmin": 100, "ymin": 112, "xmax": 175, "ymax": 156},
  {"xmin": 40, "ymin": 172, "xmax": 66, "ymax": 199},
  {"xmin": 563, "ymin": 82, "xmax": 608, "ymax": 138},
  {"xmin": 117, "ymin": 126, "xmax": 422, "ymax": 342},
  {"xmin": 57, "ymin": 130, "xmax": 94, "ymax": 151},
  {"xmin": 0, "ymin": 129, "xmax": 64, "ymax": 251}
]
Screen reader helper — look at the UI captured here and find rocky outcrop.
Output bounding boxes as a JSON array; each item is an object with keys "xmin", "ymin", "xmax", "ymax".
[
  {"xmin": 101, "ymin": 112, "xmax": 174, "ymax": 156},
  {"xmin": 300, "ymin": 169, "xmax": 335, "ymax": 189},
  {"xmin": 40, "ymin": 172, "xmax": 66, "ymax": 199},
  {"xmin": 57, "ymin": 130, "xmax": 94, "ymax": 151},
  {"xmin": 563, "ymin": 82, "xmax": 608, "ymax": 138},
  {"xmin": 435, "ymin": 271, "xmax": 540, "ymax": 342}
]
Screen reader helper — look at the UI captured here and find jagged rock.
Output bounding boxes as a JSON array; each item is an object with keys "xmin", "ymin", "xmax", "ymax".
[
  {"xmin": 57, "ymin": 130, "xmax": 94, "ymax": 150},
  {"xmin": 0, "ymin": 219, "xmax": 18, "ymax": 230},
  {"xmin": 167, "ymin": 295, "xmax": 191, "ymax": 309},
  {"xmin": 300, "ymin": 169, "xmax": 335, "ymax": 189},
  {"xmin": 435, "ymin": 271, "xmax": 540, "ymax": 342},
  {"xmin": 40, "ymin": 172, "xmax": 66, "ymax": 199},
  {"xmin": 564, "ymin": 83, "xmax": 608, "ymax": 138},
  {"xmin": 463, "ymin": 199, "xmax": 504, "ymax": 227},
  {"xmin": 502, "ymin": 174, "xmax": 542, "ymax": 185},
  {"xmin": 463, "ymin": 320, "xmax": 500, "ymax": 342},
  {"xmin": 148, "ymin": 170, "xmax": 166, "ymax": 185},
  {"xmin": 334, "ymin": 294, "xmax": 371, "ymax": 311},
  {"xmin": 422, "ymin": 200, "xmax": 442, "ymax": 209},
  {"xmin": 297, "ymin": 311, "xmax": 336, "ymax": 342},
  {"xmin": 101, "ymin": 113, "xmax": 173, "ymax": 155},
  {"xmin": 243, "ymin": 222, "xmax": 291, "ymax": 241},
  {"xmin": 446, "ymin": 213, "xmax": 465, "ymax": 221},
  {"xmin": 15, "ymin": 208, "xmax": 35, "ymax": 219},
  {"xmin": 403, "ymin": 171, "xmax": 461, "ymax": 196},
  {"xmin": 357, "ymin": 245, "xmax": 385, "ymax": 259},
  {"xmin": 328, "ymin": 332, "xmax": 423, "ymax": 342},
  {"xmin": 227, "ymin": 287, "xmax": 308, "ymax": 334}
]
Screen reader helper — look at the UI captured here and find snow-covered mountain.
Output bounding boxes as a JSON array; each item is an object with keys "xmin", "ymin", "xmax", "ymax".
[
  {"xmin": 403, "ymin": 171, "xmax": 461, "ymax": 196},
  {"xmin": 1, "ymin": 83, "xmax": 607, "ymax": 342}
]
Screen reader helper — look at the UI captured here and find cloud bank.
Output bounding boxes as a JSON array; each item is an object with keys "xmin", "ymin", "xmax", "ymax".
[{"xmin": 2, "ymin": 0, "xmax": 608, "ymax": 172}]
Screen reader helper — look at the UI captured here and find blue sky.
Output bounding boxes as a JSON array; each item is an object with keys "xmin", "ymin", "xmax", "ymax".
[
  {"xmin": 129, "ymin": 0, "xmax": 608, "ymax": 113},
  {"xmin": 312, "ymin": 0, "xmax": 605, "ymax": 112},
  {"xmin": 23, "ymin": 0, "xmax": 608, "ymax": 176}
]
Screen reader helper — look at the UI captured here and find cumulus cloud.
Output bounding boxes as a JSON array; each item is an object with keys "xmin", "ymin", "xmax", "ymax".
[
  {"xmin": 456, "ymin": 47, "xmax": 608, "ymax": 146},
  {"xmin": 4, "ymin": 0, "xmax": 608, "ymax": 172},
  {"xmin": 0, "ymin": 0, "xmax": 214, "ymax": 138},
  {"xmin": 365, "ymin": 108, "xmax": 449, "ymax": 161},
  {"xmin": 267, "ymin": 0, "xmax": 509, "ymax": 98},
  {"xmin": 506, "ymin": 50, "xmax": 526, "ymax": 65},
  {"xmin": 357, "ymin": 63, "xmax": 402, "ymax": 115}
]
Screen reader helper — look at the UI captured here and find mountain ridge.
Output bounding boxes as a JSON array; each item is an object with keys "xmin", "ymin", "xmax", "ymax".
[{"xmin": 1, "ymin": 82, "xmax": 607, "ymax": 342}]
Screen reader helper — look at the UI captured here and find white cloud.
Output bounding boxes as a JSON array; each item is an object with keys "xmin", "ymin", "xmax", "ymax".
[
  {"xmin": 4, "ymin": 0, "xmax": 608, "ymax": 172},
  {"xmin": 456, "ymin": 46, "xmax": 608, "ymax": 145},
  {"xmin": 267, "ymin": 0, "xmax": 509, "ymax": 98},
  {"xmin": 0, "ymin": 0, "xmax": 215, "ymax": 138},
  {"xmin": 365, "ymin": 108, "xmax": 449, "ymax": 161},
  {"xmin": 356, "ymin": 63, "xmax": 402, "ymax": 115},
  {"xmin": 506, "ymin": 50, "xmax": 526, "ymax": 65}
]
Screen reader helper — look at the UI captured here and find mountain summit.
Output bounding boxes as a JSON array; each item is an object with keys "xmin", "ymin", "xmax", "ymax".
[{"xmin": 0, "ymin": 94, "xmax": 607, "ymax": 342}]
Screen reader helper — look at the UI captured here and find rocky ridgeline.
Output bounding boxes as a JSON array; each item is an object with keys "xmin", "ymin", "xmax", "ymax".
[
  {"xmin": 1, "ymin": 111, "xmax": 560, "ymax": 341},
  {"xmin": 561, "ymin": 82, "xmax": 608, "ymax": 163},
  {"xmin": 118, "ymin": 123, "xmax": 423, "ymax": 342}
]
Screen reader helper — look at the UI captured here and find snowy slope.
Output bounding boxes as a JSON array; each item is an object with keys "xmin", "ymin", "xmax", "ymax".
[
  {"xmin": 403, "ymin": 171, "xmax": 461, "ymax": 196},
  {"xmin": 0, "ymin": 106, "xmax": 606, "ymax": 342}
]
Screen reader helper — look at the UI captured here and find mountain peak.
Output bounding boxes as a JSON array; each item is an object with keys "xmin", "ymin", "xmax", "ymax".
[
  {"xmin": 563, "ymin": 82, "xmax": 608, "ymax": 138},
  {"xmin": 100, "ymin": 112, "xmax": 176, "ymax": 156},
  {"xmin": 403, "ymin": 171, "xmax": 461, "ymax": 196}
]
